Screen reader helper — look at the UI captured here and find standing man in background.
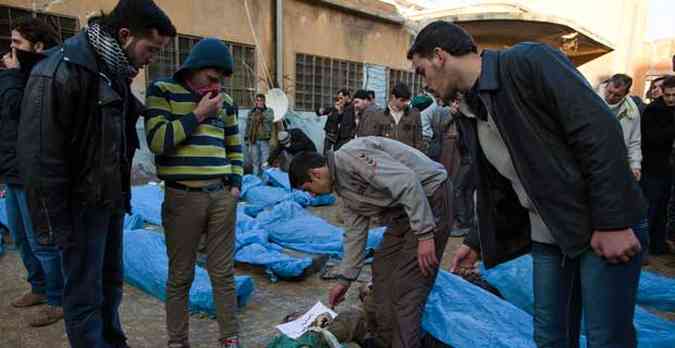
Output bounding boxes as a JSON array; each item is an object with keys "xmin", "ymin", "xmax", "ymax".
[{"xmin": 245, "ymin": 94, "xmax": 274, "ymax": 176}]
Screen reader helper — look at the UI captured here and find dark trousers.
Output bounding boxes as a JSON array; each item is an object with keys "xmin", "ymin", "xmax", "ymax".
[
  {"xmin": 62, "ymin": 205, "xmax": 126, "ymax": 348},
  {"xmin": 372, "ymin": 180, "xmax": 451, "ymax": 348},
  {"xmin": 531, "ymin": 224, "xmax": 647, "ymax": 348},
  {"xmin": 641, "ymin": 173, "xmax": 671, "ymax": 254},
  {"xmin": 453, "ymin": 163, "xmax": 475, "ymax": 228}
]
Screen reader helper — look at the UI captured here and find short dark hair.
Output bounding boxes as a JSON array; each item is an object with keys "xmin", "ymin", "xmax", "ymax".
[
  {"xmin": 353, "ymin": 89, "xmax": 369, "ymax": 100},
  {"xmin": 367, "ymin": 90, "xmax": 376, "ymax": 100},
  {"xmin": 288, "ymin": 152, "xmax": 327, "ymax": 189},
  {"xmin": 336, "ymin": 88, "xmax": 351, "ymax": 98},
  {"xmin": 256, "ymin": 93, "xmax": 266, "ymax": 100},
  {"xmin": 407, "ymin": 21, "xmax": 477, "ymax": 59},
  {"xmin": 95, "ymin": 0, "xmax": 176, "ymax": 38},
  {"xmin": 662, "ymin": 76, "xmax": 675, "ymax": 90},
  {"xmin": 391, "ymin": 82, "xmax": 411, "ymax": 100},
  {"xmin": 12, "ymin": 18, "xmax": 61, "ymax": 49},
  {"xmin": 608, "ymin": 73, "xmax": 633, "ymax": 91}
]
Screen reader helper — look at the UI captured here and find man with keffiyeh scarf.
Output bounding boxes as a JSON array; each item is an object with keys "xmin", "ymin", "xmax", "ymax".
[{"xmin": 17, "ymin": 1, "xmax": 175, "ymax": 347}]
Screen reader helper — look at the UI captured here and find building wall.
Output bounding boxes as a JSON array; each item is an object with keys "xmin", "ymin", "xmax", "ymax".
[{"xmin": 283, "ymin": 0, "xmax": 412, "ymax": 103}]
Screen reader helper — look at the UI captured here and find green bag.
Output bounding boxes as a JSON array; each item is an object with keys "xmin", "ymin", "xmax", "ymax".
[{"xmin": 267, "ymin": 328, "xmax": 341, "ymax": 348}]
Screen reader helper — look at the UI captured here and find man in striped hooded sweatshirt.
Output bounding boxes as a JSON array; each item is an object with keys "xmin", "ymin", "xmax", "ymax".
[{"xmin": 145, "ymin": 38, "xmax": 243, "ymax": 348}]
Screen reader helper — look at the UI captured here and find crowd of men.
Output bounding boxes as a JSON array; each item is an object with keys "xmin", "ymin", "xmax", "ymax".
[{"xmin": 0, "ymin": 0, "xmax": 673, "ymax": 347}]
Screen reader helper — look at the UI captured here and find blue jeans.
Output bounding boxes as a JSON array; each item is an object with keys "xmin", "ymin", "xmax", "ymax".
[
  {"xmin": 62, "ymin": 204, "xmax": 126, "ymax": 348},
  {"xmin": 532, "ymin": 225, "xmax": 647, "ymax": 348},
  {"xmin": 249, "ymin": 140, "xmax": 270, "ymax": 176},
  {"xmin": 5, "ymin": 184, "xmax": 46, "ymax": 296}
]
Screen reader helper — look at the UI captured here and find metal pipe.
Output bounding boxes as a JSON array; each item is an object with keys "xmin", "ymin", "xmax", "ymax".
[{"xmin": 275, "ymin": 0, "xmax": 284, "ymax": 89}]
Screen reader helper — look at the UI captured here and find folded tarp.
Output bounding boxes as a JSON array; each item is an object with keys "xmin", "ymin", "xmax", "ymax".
[
  {"xmin": 235, "ymin": 206, "xmax": 313, "ymax": 280},
  {"xmin": 255, "ymin": 201, "xmax": 384, "ymax": 258},
  {"xmin": 482, "ymin": 255, "xmax": 675, "ymax": 347},
  {"xmin": 241, "ymin": 174, "xmax": 335, "ymax": 211},
  {"xmin": 123, "ymin": 228, "xmax": 255, "ymax": 314},
  {"xmin": 422, "ymin": 271, "xmax": 538, "ymax": 347},
  {"xmin": 131, "ymin": 184, "xmax": 163, "ymax": 225}
]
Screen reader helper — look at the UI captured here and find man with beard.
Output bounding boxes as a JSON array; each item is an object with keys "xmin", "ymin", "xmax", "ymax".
[
  {"xmin": 408, "ymin": 21, "xmax": 646, "ymax": 347},
  {"xmin": 17, "ymin": 1, "xmax": 176, "ymax": 346},
  {"xmin": 324, "ymin": 88, "xmax": 356, "ymax": 152},
  {"xmin": 0, "ymin": 18, "xmax": 62, "ymax": 327}
]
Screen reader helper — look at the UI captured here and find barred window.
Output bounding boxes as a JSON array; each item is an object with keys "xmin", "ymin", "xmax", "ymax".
[
  {"xmin": 388, "ymin": 69, "xmax": 424, "ymax": 99},
  {"xmin": 146, "ymin": 35, "xmax": 257, "ymax": 107},
  {"xmin": 0, "ymin": 5, "xmax": 78, "ymax": 55},
  {"xmin": 295, "ymin": 53, "xmax": 364, "ymax": 112}
]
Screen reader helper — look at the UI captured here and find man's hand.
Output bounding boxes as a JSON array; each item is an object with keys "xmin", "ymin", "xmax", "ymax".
[
  {"xmin": 591, "ymin": 229, "xmax": 641, "ymax": 264},
  {"xmin": 2, "ymin": 49, "xmax": 19, "ymax": 69},
  {"xmin": 450, "ymin": 244, "xmax": 479, "ymax": 273},
  {"xmin": 632, "ymin": 169, "xmax": 641, "ymax": 182},
  {"xmin": 230, "ymin": 187, "xmax": 240, "ymax": 200},
  {"xmin": 193, "ymin": 92, "xmax": 223, "ymax": 122},
  {"xmin": 417, "ymin": 238, "xmax": 439, "ymax": 277},
  {"xmin": 328, "ymin": 283, "xmax": 349, "ymax": 309}
]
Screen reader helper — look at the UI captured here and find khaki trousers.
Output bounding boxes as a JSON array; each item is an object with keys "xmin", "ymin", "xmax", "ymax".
[{"xmin": 162, "ymin": 186, "xmax": 238, "ymax": 344}]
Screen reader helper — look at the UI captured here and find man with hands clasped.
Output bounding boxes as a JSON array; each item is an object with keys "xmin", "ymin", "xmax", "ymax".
[{"xmin": 408, "ymin": 21, "xmax": 647, "ymax": 347}]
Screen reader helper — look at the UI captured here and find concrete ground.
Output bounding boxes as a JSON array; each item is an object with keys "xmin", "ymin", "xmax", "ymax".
[{"xmin": 1, "ymin": 202, "xmax": 673, "ymax": 347}]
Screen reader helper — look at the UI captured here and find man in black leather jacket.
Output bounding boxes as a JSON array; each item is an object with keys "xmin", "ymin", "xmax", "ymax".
[
  {"xmin": 17, "ymin": 1, "xmax": 175, "ymax": 346},
  {"xmin": 324, "ymin": 88, "xmax": 357, "ymax": 152},
  {"xmin": 408, "ymin": 21, "xmax": 647, "ymax": 348}
]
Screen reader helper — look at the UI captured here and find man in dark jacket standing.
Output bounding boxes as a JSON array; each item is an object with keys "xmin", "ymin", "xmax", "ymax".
[
  {"xmin": 359, "ymin": 83, "xmax": 425, "ymax": 152},
  {"xmin": 17, "ymin": 1, "xmax": 175, "ymax": 346},
  {"xmin": 324, "ymin": 88, "xmax": 356, "ymax": 152},
  {"xmin": 641, "ymin": 76, "xmax": 675, "ymax": 255},
  {"xmin": 0, "ymin": 18, "xmax": 63, "ymax": 327},
  {"xmin": 408, "ymin": 21, "xmax": 647, "ymax": 347}
]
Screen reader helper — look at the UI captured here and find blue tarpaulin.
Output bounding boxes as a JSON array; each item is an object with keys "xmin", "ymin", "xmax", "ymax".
[
  {"xmin": 255, "ymin": 201, "xmax": 384, "ymax": 258},
  {"xmin": 131, "ymin": 184, "xmax": 163, "ymax": 225},
  {"xmin": 422, "ymin": 271, "xmax": 537, "ymax": 347},
  {"xmin": 241, "ymin": 173, "xmax": 335, "ymax": 210},
  {"xmin": 482, "ymin": 255, "xmax": 675, "ymax": 347},
  {"xmin": 123, "ymin": 228, "xmax": 255, "ymax": 313}
]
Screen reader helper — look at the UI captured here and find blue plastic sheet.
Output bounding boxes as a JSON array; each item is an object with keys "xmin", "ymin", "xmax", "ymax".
[
  {"xmin": 242, "ymin": 174, "xmax": 335, "ymax": 210},
  {"xmin": 482, "ymin": 255, "xmax": 675, "ymax": 347},
  {"xmin": 124, "ymin": 213, "xmax": 145, "ymax": 231},
  {"xmin": 131, "ymin": 184, "xmax": 164, "ymax": 225},
  {"xmin": 235, "ymin": 207, "xmax": 313, "ymax": 280},
  {"xmin": 638, "ymin": 270, "xmax": 675, "ymax": 312},
  {"xmin": 255, "ymin": 201, "xmax": 384, "ymax": 258},
  {"xmin": 123, "ymin": 228, "xmax": 255, "ymax": 313},
  {"xmin": 422, "ymin": 271, "xmax": 537, "ymax": 347}
]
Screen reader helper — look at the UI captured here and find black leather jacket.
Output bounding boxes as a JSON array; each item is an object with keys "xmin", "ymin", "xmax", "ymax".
[
  {"xmin": 0, "ymin": 69, "xmax": 26, "ymax": 185},
  {"xmin": 459, "ymin": 43, "xmax": 647, "ymax": 267},
  {"xmin": 17, "ymin": 31, "xmax": 135, "ymax": 246},
  {"xmin": 324, "ymin": 102, "xmax": 356, "ymax": 152}
]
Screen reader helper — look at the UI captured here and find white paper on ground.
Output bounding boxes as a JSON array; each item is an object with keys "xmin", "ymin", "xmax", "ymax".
[{"xmin": 275, "ymin": 301, "xmax": 338, "ymax": 339}]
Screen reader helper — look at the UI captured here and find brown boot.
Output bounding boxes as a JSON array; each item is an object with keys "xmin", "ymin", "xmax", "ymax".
[
  {"xmin": 29, "ymin": 305, "xmax": 64, "ymax": 327},
  {"xmin": 11, "ymin": 292, "xmax": 47, "ymax": 308}
]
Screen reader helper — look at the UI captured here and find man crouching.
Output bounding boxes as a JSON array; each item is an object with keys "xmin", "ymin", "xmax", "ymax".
[{"xmin": 289, "ymin": 136, "xmax": 451, "ymax": 348}]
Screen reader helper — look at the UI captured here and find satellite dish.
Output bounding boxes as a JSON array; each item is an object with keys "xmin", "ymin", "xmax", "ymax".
[{"xmin": 266, "ymin": 88, "xmax": 289, "ymax": 122}]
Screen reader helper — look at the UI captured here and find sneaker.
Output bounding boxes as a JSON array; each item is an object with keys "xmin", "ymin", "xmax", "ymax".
[
  {"xmin": 221, "ymin": 336, "xmax": 240, "ymax": 348},
  {"xmin": 11, "ymin": 292, "xmax": 47, "ymax": 308},
  {"xmin": 29, "ymin": 305, "xmax": 64, "ymax": 327},
  {"xmin": 168, "ymin": 342, "xmax": 189, "ymax": 348}
]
